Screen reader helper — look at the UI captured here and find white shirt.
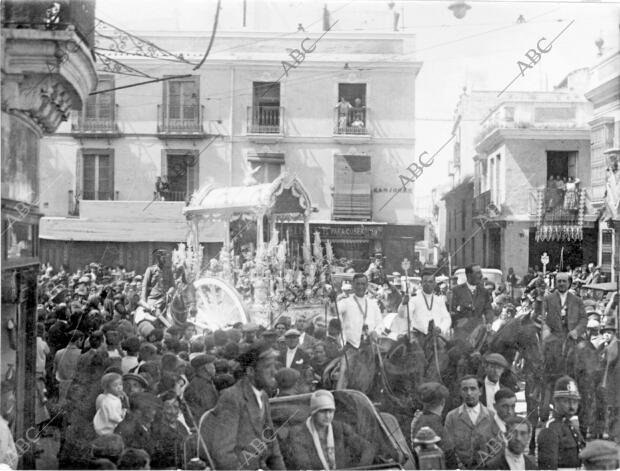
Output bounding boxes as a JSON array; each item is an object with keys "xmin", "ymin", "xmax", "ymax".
[
  {"xmin": 465, "ymin": 403, "xmax": 481, "ymax": 424},
  {"xmin": 485, "ymin": 377, "xmax": 500, "ymax": 413},
  {"xmin": 495, "ymin": 414, "xmax": 507, "ymax": 436},
  {"xmin": 285, "ymin": 347, "xmax": 298, "ymax": 368},
  {"xmin": 337, "ymin": 295, "xmax": 383, "ymax": 349},
  {"xmin": 397, "ymin": 292, "xmax": 452, "ymax": 335},
  {"xmin": 250, "ymin": 384, "xmax": 263, "ymax": 411},
  {"xmin": 504, "ymin": 448, "xmax": 525, "ymax": 470},
  {"xmin": 467, "ymin": 282, "xmax": 477, "ymax": 294},
  {"xmin": 558, "ymin": 291, "xmax": 568, "ymax": 307}
]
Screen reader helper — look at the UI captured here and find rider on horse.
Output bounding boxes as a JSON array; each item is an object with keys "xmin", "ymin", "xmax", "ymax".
[
  {"xmin": 333, "ymin": 273, "xmax": 383, "ymax": 389},
  {"xmin": 135, "ymin": 248, "xmax": 174, "ymax": 336},
  {"xmin": 395, "ymin": 267, "xmax": 451, "ymax": 343}
]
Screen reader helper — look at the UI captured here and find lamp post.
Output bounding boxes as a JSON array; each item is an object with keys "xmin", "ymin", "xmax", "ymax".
[{"xmin": 402, "ymin": 258, "xmax": 411, "ymax": 341}]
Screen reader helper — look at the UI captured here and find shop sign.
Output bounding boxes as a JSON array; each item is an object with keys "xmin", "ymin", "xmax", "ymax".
[
  {"xmin": 314, "ymin": 224, "xmax": 383, "ymax": 239},
  {"xmin": 373, "ymin": 187, "xmax": 413, "ymax": 194}
]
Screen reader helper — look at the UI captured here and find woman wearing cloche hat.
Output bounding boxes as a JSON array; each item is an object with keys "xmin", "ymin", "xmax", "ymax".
[{"xmin": 279, "ymin": 390, "xmax": 378, "ymax": 470}]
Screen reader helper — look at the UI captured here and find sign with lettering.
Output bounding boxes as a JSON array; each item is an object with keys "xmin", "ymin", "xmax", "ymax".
[
  {"xmin": 373, "ymin": 187, "xmax": 413, "ymax": 194},
  {"xmin": 314, "ymin": 225, "xmax": 383, "ymax": 239}
]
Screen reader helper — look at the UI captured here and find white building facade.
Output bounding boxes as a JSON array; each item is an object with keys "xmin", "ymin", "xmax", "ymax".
[{"xmin": 39, "ymin": 29, "xmax": 425, "ymax": 273}]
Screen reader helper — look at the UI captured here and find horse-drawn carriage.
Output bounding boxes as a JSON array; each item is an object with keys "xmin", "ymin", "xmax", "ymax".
[{"xmin": 183, "ymin": 389, "xmax": 415, "ymax": 470}]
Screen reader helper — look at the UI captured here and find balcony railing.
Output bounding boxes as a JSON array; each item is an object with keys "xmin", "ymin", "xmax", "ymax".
[
  {"xmin": 154, "ymin": 190, "xmax": 189, "ymax": 202},
  {"xmin": 82, "ymin": 190, "xmax": 115, "ymax": 201},
  {"xmin": 157, "ymin": 104, "xmax": 205, "ymax": 136},
  {"xmin": 334, "ymin": 107, "xmax": 369, "ymax": 135},
  {"xmin": 247, "ymin": 106, "xmax": 283, "ymax": 134},
  {"xmin": 332, "ymin": 193, "xmax": 372, "ymax": 220},
  {"xmin": 72, "ymin": 106, "xmax": 120, "ymax": 136},
  {"xmin": 530, "ymin": 186, "xmax": 586, "ymax": 222},
  {"xmin": 474, "ymin": 190, "xmax": 491, "ymax": 216},
  {"xmin": 3, "ymin": 0, "xmax": 96, "ymax": 50}
]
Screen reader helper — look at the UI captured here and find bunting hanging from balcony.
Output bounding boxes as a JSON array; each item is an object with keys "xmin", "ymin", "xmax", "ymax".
[
  {"xmin": 94, "ymin": 18, "xmax": 196, "ymax": 65},
  {"xmin": 535, "ymin": 187, "xmax": 585, "ymax": 242}
]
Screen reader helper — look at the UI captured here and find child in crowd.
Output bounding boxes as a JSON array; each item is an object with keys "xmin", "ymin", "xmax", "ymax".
[{"xmin": 93, "ymin": 373, "xmax": 127, "ymax": 436}]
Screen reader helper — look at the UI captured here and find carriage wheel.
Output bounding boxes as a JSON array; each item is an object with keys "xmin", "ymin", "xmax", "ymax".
[{"xmin": 192, "ymin": 277, "xmax": 250, "ymax": 330}]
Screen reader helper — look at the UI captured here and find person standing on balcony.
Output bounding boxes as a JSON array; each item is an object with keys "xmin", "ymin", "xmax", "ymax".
[
  {"xmin": 556, "ymin": 176, "xmax": 566, "ymax": 210},
  {"xmin": 351, "ymin": 98, "xmax": 365, "ymax": 128},
  {"xmin": 564, "ymin": 177, "xmax": 580, "ymax": 211},
  {"xmin": 155, "ymin": 176, "xmax": 165, "ymax": 201},
  {"xmin": 335, "ymin": 97, "xmax": 352, "ymax": 131}
]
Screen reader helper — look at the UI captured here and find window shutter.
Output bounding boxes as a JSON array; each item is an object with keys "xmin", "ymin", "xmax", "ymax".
[
  {"xmin": 108, "ymin": 151, "xmax": 115, "ymax": 199},
  {"xmin": 76, "ymin": 149, "xmax": 83, "ymax": 198},
  {"xmin": 98, "ymin": 79, "xmax": 113, "ymax": 120},
  {"xmin": 187, "ymin": 151, "xmax": 199, "ymax": 194},
  {"xmin": 161, "ymin": 150, "xmax": 168, "ymax": 178},
  {"xmin": 333, "ymin": 154, "xmax": 371, "ymax": 220}
]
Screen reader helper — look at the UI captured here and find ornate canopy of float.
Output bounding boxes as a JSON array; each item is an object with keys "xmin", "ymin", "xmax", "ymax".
[{"xmin": 176, "ymin": 173, "xmax": 331, "ymax": 329}]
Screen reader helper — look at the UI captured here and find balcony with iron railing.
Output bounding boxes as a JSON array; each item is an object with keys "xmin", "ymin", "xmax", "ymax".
[
  {"xmin": 68, "ymin": 189, "xmax": 119, "ymax": 216},
  {"xmin": 154, "ymin": 190, "xmax": 190, "ymax": 202},
  {"xmin": 157, "ymin": 104, "xmax": 206, "ymax": 138},
  {"xmin": 334, "ymin": 107, "xmax": 370, "ymax": 136},
  {"xmin": 247, "ymin": 106, "xmax": 284, "ymax": 135},
  {"xmin": 474, "ymin": 190, "xmax": 491, "ymax": 216},
  {"xmin": 71, "ymin": 105, "xmax": 121, "ymax": 137},
  {"xmin": 528, "ymin": 186, "xmax": 587, "ymax": 220}
]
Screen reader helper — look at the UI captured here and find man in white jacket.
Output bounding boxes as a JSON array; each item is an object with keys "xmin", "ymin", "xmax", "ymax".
[{"xmin": 394, "ymin": 267, "xmax": 451, "ymax": 339}]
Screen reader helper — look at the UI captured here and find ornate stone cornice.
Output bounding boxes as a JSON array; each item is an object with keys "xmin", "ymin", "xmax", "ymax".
[{"xmin": 1, "ymin": 28, "xmax": 97, "ymax": 135}]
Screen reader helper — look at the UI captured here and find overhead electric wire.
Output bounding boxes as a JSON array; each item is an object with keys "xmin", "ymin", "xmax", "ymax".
[{"xmin": 193, "ymin": 0, "xmax": 223, "ymax": 70}]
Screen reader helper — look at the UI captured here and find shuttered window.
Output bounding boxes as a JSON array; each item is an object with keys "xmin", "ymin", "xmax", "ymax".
[
  {"xmin": 248, "ymin": 153, "xmax": 284, "ymax": 184},
  {"xmin": 79, "ymin": 150, "xmax": 115, "ymax": 200},
  {"xmin": 600, "ymin": 228, "xmax": 615, "ymax": 276},
  {"xmin": 84, "ymin": 76, "xmax": 114, "ymax": 120},
  {"xmin": 333, "ymin": 154, "xmax": 371, "ymax": 220}
]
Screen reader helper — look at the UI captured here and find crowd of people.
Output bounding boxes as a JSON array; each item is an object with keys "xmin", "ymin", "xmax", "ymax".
[{"xmin": 0, "ymin": 252, "xmax": 619, "ymax": 470}]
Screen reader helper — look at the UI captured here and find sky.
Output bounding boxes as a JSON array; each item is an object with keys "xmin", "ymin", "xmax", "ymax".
[{"xmin": 95, "ymin": 0, "xmax": 620, "ymax": 208}]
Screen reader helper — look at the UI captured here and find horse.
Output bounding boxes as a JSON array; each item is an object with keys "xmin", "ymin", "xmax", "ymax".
[{"xmin": 323, "ymin": 334, "xmax": 427, "ymax": 434}]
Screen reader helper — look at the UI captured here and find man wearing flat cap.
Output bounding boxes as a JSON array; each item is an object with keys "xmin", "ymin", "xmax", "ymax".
[
  {"xmin": 410, "ymin": 382, "xmax": 457, "ymax": 469},
  {"xmin": 205, "ymin": 341, "xmax": 285, "ymax": 470},
  {"xmin": 537, "ymin": 375, "xmax": 586, "ymax": 470},
  {"xmin": 184, "ymin": 354, "xmax": 218, "ymax": 423},
  {"xmin": 479, "ymin": 353, "xmax": 516, "ymax": 413},
  {"xmin": 579, "ymin": 439, "xmax": 620, "ymax": 470},
  {"xmin": 278, "ymin": 329, "xmax": 310, "ymax": 373}
]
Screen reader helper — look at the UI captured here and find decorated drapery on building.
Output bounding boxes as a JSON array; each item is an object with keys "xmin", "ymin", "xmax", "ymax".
[{"xmin": 535, "ymin": 186, "xmax": 586, "ymax": 242}]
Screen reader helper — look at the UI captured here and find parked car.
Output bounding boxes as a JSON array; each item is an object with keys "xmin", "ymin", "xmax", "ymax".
[{"xmin": 453, "ymin": 268, "xmax": 503, "ymax": 287}]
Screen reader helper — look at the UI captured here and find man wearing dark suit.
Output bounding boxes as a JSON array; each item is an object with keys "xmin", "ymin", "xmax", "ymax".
[
  {"xmin": 116, "ymin": 392, "xmax": 162, "ymax": 459},
  {"xmin": 542, "ymin": 272, "xmax": 587, "ymax": 342},
  {"xmin": 450, "ymin": 264, "xmax": 496, "ymax": 339},
  {"xmin": 278, "ymin": 329, "xmax": 311, "ymax": 373},
  {"xmin": 484, "ymin": 416, "xmax": 538, "ymax": 469},
  {"xmin": 184, "ymin": 353, "xmax": 218, "ymax": 423},
  {"xmin": 205, "ymin": 342, "xmax": 285, "ymax": 470},
  {"xmin": 410, "ymin": 382, "xmax": 458, "ymax": 468}
]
